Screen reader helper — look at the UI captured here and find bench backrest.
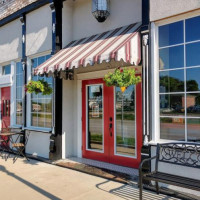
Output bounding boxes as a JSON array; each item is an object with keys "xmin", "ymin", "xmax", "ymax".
[{"xmin": 156, "ymin": 143, "xmax": 200, "ymax": 170}]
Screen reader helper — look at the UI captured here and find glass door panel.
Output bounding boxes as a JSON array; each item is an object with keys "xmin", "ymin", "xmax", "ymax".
[
  {"xmin": 87, "ymin": 85, "xmax": 103, "ymax": 151},
  {"xmin": 115, "ymin": 85, "xmax": 136, "ymax": 157}
]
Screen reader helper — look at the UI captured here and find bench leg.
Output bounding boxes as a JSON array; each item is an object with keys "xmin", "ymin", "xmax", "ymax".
[
  {"xmin": 139, "ymin": 176, "xmax": 143, "ymax": 200},
  {"xmin": 156, "ymin": 181, "xmax": 159, "ymax": 194}
]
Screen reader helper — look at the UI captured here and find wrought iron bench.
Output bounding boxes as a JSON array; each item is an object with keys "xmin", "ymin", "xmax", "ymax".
[{"xmin": 139, "ymin": 143, "xmax": 200, "ymax": 200}]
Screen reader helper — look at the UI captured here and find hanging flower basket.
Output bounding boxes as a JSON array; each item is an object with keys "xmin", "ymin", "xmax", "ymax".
[
  {"xmin": 26, "ymin": 79, "xmax": 53, "ymax": 95},
  {"xmin": 104, "ymin": 67, "xmax": 141, "ymax": 93}
]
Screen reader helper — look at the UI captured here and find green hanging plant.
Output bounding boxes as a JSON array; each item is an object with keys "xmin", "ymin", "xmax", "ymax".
[
  {"xmin": 104, "ymin": 67, "xmax": 141, "ymax": 93},
  {"xmin": 26, "ymin": 79, "xmax": 53, "ymax": 95}
]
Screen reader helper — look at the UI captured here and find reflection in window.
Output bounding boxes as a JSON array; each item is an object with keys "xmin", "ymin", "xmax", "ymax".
[
  {"xmin": 159, "ymin": 21, "xmax": 183, "ymax": 47},
  {"xmin": 160, "ymin": 117, "xmax": 185, "ymax": 141},
  {"xmin": 159, "ymin": 45, "xmax": 184, "ymax": 70},
  {"xmin": 160, "ymin": 70, "xmax": 184, "ymax": 93},
  {"xmin": 31, "ymin": 55, "xmax": 52, "ymax": 128},
  {"xmin": 115, "ymin": 86, "xmax": 136, "ymax": 157},
  {"xmin": 187, "ymin": 119, "xmax": 200, "ymax": 142},
  {"xmin": 2, "ymin": 100, "xmax": 10, "ymax": 117},
  {"xmin": 160, "ymin": 94, "xmax": 185, "ymax": 116},
  {"xmin": 186, "ymin": 16, "xmax": 200, "ymax": 42},
  {"xmin": 186, "ymin": 42, "xmax": 200, "ymax": 67},
  {"xmin": 186, "ymin": 67, "xmax": 200, "ymax": 91},
  {"xmin": 87, "ymin": 85, "xmax": 103, "ymax": 151},
  {"xmin": 16, "ymin": 62, "xmax": 23, "ymax": 125},
  {"xmin": 187, "ymin": 93, "xmax": 200, "ymax": 117},
  {"xmin": 159, "ymin": 15, "xmax": 200, "ymax": 142},
  {"xmin": 2, "ymin": 64, "xmax": 11, "ymax": 75}
]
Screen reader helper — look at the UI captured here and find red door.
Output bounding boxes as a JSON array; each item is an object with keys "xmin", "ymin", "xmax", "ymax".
[
  {"xmin": 1, "ymin": 87, "xmax": 11, "ymax": 143},
  {"xmin": 82, "ymin": 78, "xmax": 142, "ymax": 168}
]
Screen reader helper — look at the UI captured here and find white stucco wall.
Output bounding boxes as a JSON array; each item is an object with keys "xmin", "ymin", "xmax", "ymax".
[
  {"xmin": 0, "ymin": 75, "xmax": 12, "ymax": 87},
  {"xmin": 62, "ymin": 0, "xmax": 141, "ymax": 46},
  {"xmin": 62, "ymin": 80, "xmax": 76, "ymax": 157},
  {"xmin": 25, "ymin": 131, "xmax": 51, "ymax": 159},
  {"xmin": 0, "ymin": 19, "xmax": 22, "ymax": 64},
  {"xmin": 151, "ymin": 146, "xmax": 200, "ymax": 196},
  {"xmin": 26, "ymin": 4, "xmax": 52, "ymax": 56},
  {"xmin": 150, "ymin": 0, "xmax": 200, "ymax": 21},
  {"xmin": 62, "ymin": 1, "xmax": 73, "ymax": 47}
]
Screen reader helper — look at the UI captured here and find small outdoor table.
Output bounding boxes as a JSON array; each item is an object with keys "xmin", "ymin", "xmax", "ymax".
[{"xmin": 0, "ymin": 132, "xmax": 23, "ymax": 161}]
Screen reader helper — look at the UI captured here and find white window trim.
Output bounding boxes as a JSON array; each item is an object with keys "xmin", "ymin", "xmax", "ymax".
[
  {"xmin": 150, "ymin": 13, "xmax": 200, "ymax": 144},
  {"xmin": 11, "ymin": 61, "xmax": 17, "ymax": 127},
  {"xmin": 151, "ymin": 22, "xmax": 160, "ymax": 143}
]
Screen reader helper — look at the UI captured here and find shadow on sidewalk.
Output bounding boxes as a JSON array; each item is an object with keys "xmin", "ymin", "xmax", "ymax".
[
  {"xmin": 96, "ymin": 180, "xmax": 177, "ymax": 200},
  {"xmin": 0, "ymin": 165, "xmax": 61, "ymax": 200}
]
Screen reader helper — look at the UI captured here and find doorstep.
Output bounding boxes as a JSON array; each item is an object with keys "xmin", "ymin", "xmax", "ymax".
[{"xmin": 53, "ymin": 157, "xmax": 138, "ymax": 184}]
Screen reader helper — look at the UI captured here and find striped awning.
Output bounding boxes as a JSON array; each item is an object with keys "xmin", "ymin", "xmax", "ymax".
[{"xmin": 35, "ymin": 23, "xmax": 141, "ymax": 75}]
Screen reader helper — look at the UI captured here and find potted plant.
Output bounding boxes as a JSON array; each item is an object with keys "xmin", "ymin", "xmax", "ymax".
[
  {"xmin": 104, "ymin": 67, "xmax": 141, "ymax": 93},
  {"xmin": 26, "ymin": 79, "xmax": 53, "ymax": 95}
]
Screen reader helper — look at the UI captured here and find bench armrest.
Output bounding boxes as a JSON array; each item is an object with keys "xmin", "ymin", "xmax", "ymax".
[{"xmin": 139, "ymin": 156, "xmax": 157, "ymax": 177}]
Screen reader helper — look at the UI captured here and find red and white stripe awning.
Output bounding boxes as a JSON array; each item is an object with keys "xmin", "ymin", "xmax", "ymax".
[{"xmin": 35, "ymin": 23, "xmax": 141, "ymax": 75}]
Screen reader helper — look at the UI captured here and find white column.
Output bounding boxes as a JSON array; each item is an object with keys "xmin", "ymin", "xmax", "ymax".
[
  {"xmin": 10, "ymin": 61, "xmax": 16, "ymax": 126},
  {"xmin": 62, "ymin": 131, "xmax": 66, "ymax": 159}
]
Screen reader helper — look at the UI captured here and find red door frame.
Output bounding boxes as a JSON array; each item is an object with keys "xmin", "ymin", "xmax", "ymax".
[
  {"xmin": 1, "ymin": 87, "xmax": 11, "ymax": 144},
  {"xmin": 82, "ymin": 78, "xmax": 142, "ymax": 168},
  {"xmin": 82, "ymin": 79, "xmax": 109, "ymax": 162}
]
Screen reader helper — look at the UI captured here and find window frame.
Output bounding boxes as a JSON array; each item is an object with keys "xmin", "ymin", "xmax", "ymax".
[
  {"xmin": 151, "ymin": 13, "xmax": 200, "ymax": 144},
  {"xmin": 2, "ymin": 64, "xmax": 11, "ymax": 75},
  {"xmin": 26, "ymin": 53, "xmax": 53, "ymax": 132},
  {"xmin": 9, "ymin": 61, "xmax": 22, "ymax": 128},
  {"xmin": 14, "ymin": 61, "xmax": 24, "ymax": 127}
]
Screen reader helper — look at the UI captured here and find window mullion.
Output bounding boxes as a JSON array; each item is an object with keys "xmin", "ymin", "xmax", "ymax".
[{"xmin": 183, "ymin": 19, "xmax": 187, "ymax": 142}]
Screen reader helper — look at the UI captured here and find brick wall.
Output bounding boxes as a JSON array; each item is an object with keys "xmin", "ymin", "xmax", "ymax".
[{"xmin": 0, "ymin": 0, "xmax": 39, "ymax": 21}]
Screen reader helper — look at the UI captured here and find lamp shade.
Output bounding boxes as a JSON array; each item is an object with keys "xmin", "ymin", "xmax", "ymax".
[{"xmin": 92, "ymin": 0, "xmax": 110, "ymax": 23}]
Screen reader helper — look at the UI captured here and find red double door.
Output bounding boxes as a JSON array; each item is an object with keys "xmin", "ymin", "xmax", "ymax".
[{"xmin": 82, "ymin": 78, "xmax": 142, "ymax": 168}]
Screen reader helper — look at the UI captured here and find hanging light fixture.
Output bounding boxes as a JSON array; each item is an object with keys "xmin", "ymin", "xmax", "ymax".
[{"xmin": 92, "ymin": 0, "xmax": 110, "ymax": 23}]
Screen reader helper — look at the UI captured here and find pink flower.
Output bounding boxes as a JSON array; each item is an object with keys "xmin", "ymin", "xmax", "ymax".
[{"xmin": 120, "ymin": 69, "xmax": 123, "ymax": 73}]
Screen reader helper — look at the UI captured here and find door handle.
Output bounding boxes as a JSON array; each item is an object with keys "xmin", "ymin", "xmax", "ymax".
[{"xmin": 109, "ymin": 123, "xmax": 112, "ymax": 137}]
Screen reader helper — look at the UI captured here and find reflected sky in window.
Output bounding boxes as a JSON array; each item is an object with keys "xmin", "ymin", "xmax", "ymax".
[
  {"xmin": 159, "ymin": 21, "xmax": 183, "ymax": 47},
  {"xmin": 159, "ymin": 45, "xmax": 184, "ymax": 70},
  {"xmin": 186, "ymin": 16, "xmax": 200, "ymax": 42},
  {"xmin": 186, "ymin": 42, "xmax": 200, "ymax": 67}
]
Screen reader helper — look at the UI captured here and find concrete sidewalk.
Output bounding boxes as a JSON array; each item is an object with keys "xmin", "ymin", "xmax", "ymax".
[{"xmin": 0, "ymin": 157, "xmax": 179, "ymax": 200}]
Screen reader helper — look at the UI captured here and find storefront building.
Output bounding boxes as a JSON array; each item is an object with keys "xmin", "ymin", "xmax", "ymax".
[
  {"xmin": 1, "ymin": 0, "xmax": 199, "ymax": 187},
  {"xmin": 0, "ymin": 0, "xmax": 147, "ymax": 168},
  {"xmin": 35, "ymin": 0, "xmax": 144, "ymax": 168},
  {"xmin": 0, "ymin": 0, "xmax": 54, "ymax": 158}
]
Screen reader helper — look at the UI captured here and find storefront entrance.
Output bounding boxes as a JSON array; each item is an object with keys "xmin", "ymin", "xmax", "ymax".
[{"xmin": 82, "ymin": 78, "xmax": 142, "ymax": 168}]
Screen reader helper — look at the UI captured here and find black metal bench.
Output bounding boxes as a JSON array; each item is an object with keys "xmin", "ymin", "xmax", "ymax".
[{"xmin": 139, "ymin": 143, "xmax": 200, "ymax": 200}]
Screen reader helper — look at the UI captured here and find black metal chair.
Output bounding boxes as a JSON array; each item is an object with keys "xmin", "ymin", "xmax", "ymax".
[
  {"xmin": 0, "ymin": 138, "xmax": 6, "ymax": 158},
  {"xmin": 12, "ymin": 131, "xmax": 30, "ymax": 163}
]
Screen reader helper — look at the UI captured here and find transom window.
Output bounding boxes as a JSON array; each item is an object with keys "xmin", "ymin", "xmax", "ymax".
[
  {"xmin": 16, "ymin": 62, "xmax": 23, "ymax": 125},
  {"xmin": 2, "ymin": 64, "xmax": 11, "ymax": 75},
  {"xmin": 159, "ymin": 15, "xmax": 200, "ymax": 142},
  {"xmin": 31, "ymin": 55, "xmax": 52, "ymax": 128}
]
